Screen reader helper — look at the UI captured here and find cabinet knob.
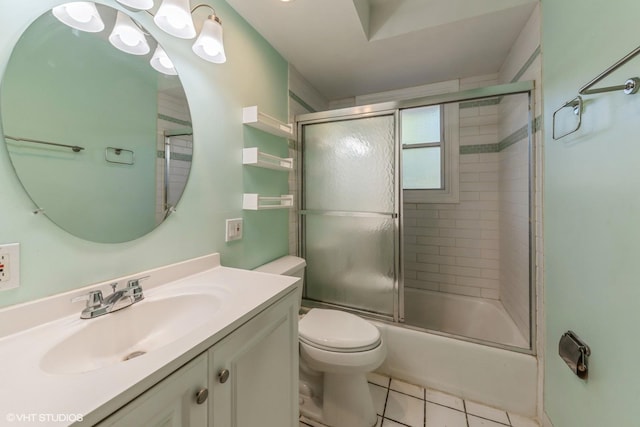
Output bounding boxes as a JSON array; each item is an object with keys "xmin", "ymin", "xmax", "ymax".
[
  {"xmin": 218, "ymin": 368, "xmax": 230, "ymax": 383},
  {"xmin": 195, "ymin": 388, "xmax": 209, "ymax": 405}
]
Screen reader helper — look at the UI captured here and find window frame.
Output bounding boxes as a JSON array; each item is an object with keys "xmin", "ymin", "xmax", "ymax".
[
  {"xmin": 401, "ymin": 104, "xmax": 445, "ymax": 191},
  {"xmin": 403, "ymin": 102, "xmax": 460, "ymax": 204}
]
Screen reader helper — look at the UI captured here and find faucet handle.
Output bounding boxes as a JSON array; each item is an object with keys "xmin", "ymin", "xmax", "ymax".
[
  {"xmin": 127, "ymin": 276, "xmax": 149, "ymax": 302},
  {"xmin": 71, "ymin": 290, "xmax": 103, "ymax": 308}
]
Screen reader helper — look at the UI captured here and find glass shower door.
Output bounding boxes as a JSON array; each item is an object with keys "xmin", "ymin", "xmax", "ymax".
[{"xmin": 300, "ymin": 114, "xmax": 400, "ymax": 320}]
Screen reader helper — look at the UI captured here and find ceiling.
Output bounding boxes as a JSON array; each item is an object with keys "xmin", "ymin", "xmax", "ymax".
[{"xmin": 225, "ymin": 0, "xmax": 538, "ymax": 101}]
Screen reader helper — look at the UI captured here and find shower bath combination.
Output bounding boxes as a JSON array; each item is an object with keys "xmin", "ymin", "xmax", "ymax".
[{"xmin": 296, "ymin": 81, "xmax": 536, "ymax": 354}]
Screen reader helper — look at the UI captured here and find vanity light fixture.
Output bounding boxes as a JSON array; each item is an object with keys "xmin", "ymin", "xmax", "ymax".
[
  {"xmin": 154, "ymin": 0, "xmax": 197, "ymax": 39},
  {"xmin": 53, "ymin": 0, "xmax": 227, "ymax": 69},
  {"xmin": 109, "ymin": 11, "xmax": 150, "ymax": 55},
  {"xmin": 191, "ymin": 11, "xmax": 226, "ymax": 63},
  {"xmin": 150, "ymin": 45, "xmax": 178, "ymax": 75},
  {"xmin": 52, "ymin": 2, "xmax": 105, "ymax": 33},
  {"xmin": 115, "ymin": 0, "xmax": 154, "ymax": 10}
]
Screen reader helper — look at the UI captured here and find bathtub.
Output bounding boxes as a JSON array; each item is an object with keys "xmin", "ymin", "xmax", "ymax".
[
  {"xmin": 403, "ymin": 288, "xmax": 528, "ymax": 348},
  {"xmin": 371, "ymin": 290, "xmax": 538, "ymax": 416}
]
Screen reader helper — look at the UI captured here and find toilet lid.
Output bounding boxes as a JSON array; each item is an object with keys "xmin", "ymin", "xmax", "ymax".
[{"xmin": 299, "ymin": 309, "xmax": 381, "ymax": 352}]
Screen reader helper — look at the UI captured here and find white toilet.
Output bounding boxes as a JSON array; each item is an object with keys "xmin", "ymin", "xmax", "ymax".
[{"xmin": 255, "ymin": 256, "xmax": 386, "ymax": 427}]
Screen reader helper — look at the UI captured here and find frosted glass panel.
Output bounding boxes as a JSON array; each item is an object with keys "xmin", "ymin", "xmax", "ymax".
[
  {"xmin": 402, "ymin": 146, "xmax": 441, "ymax": 189},
  {"xmin": 303, "ymin": 116, "xmax": 395, "ymax": 212},
  {"xmin": 401, "ymin": 105, "xmax": 441, "ymax": 145},
  {"xmin": 304, "ymin": 214, "xmax": 395, "ymax": 316}
]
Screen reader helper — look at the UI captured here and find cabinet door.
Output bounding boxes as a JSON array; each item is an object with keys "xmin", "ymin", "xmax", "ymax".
[
  {"xmin": 97, "ymin": 354, "xmax": 208, "ymax": 427},
  {"xmin": 209, "ymin": 293, "xmax": 298, "ymax": 427}
]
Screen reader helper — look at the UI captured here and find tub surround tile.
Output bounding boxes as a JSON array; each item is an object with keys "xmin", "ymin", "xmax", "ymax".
[{"xmin": 466, "ymin": 401, "xmax": 510, "ymax": 424}]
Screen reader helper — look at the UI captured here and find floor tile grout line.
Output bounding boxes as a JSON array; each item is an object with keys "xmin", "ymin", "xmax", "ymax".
[
  {"xmin": 466, "ymin": 413, "xmax": 511, "ymax": 426},
  {"xmin": 382, "ymin": 381, "xmax": 471, "ymax": 415},
  {"xmin": 380, "ymin": 377, "xmax": 391, "ymax": 423},
  {"xmin": 423, "ymin": 387, "xmax": 427, "ymax": 427},
  {"xmin": 383, "ymin": 416, "xmax": 413, "ymax": 427},
  {"xmin": 463, "ymin": 399, "xmax": 470, "ymax": 427}
]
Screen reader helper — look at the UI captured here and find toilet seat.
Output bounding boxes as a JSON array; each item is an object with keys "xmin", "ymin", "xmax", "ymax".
[{"xmin": 299, "ymin": 309, "xmax": 381, "ymax": 353}]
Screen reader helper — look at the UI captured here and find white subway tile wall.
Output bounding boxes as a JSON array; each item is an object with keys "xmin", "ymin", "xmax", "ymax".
[
  {"xmin": 497, "ymin": 5, "xmax": 542, "ymax": 344},
  {"xmin": 404, "ymin": 78, "xmax": 502, "ymax": 300}
]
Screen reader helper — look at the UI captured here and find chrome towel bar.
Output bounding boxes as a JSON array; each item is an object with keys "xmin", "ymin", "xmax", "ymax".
[
  {"xmin": 553, "ymin": 45, "xmax": 640, "ymax": 140},
  {"xmin": 4, "ymin": 134, "xmax": 84, "ymax": 152}
]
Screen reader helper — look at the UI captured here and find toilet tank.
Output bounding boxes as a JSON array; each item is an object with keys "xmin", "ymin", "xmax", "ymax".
[{"xmin": 254, "ymin": 256, "xmax": 306, "ymax": 308}]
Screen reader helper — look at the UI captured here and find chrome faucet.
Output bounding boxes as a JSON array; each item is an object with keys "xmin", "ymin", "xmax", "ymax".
[{"xmin": 72, "ymin": 277, "xmax": 147, "ymax": 319}]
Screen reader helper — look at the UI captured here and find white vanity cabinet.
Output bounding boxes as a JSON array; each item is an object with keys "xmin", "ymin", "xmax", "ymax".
[
  {"xmin": 209, "ymin": 290, "xmax": 298, "ymax": 427},
  {"xmin": 96, "ymin": 290, "xmax": 298, "ymax": 427},
  {"xmin": 96, "ymin": 354, "xmax": 208, "ymax": 427}
]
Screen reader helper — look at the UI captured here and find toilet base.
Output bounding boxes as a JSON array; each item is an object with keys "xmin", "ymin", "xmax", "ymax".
[
  {"xmin": 323, "ymin": 373, "xmax": 377, "ymax": 427},
  {"xmin": 300, "ymin": 372, "xmax": 377, "ymax": 427}
]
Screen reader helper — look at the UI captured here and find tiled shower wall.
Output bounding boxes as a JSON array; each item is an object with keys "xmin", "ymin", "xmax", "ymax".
[
  {"xmin": 497, "ymin": 4, "xmax": 542, "ymax": 341},
  {"xmin": 404, "ymin": 75, "xmax": 503, "ymax": 299}
]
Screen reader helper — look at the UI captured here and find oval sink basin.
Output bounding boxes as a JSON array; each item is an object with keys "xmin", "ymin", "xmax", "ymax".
[{"xmin": 40, "ymin": 294, "xmax": 219, "ymax": 375}]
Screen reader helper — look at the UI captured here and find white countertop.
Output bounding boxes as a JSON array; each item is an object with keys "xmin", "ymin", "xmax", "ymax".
[{"xmin": 0, "ymin": 254, "xmax": 298, "ymax": 426}]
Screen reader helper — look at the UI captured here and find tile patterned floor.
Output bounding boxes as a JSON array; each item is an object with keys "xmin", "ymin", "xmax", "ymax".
[{"xmin": 299, "ymin": 373, "xmax": 539, "ymax": 427}]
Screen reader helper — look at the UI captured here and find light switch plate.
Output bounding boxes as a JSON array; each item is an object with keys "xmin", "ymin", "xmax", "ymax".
[
  {"xmin": 225, "ymin": 218, "xmax": 243, "ymax": 242},
  {"xmin": 0, "ymin": 243, "xmax": 20, "ymax": 291}
]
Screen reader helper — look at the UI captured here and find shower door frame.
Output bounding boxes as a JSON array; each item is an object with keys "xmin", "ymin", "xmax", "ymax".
[
  {"xmin": 297, "ymin": 80, "xmax": 537, "ymax": 353},
  {"xmin": 297, "ymin": 109, "xmax": 404, "ymax": 322}
]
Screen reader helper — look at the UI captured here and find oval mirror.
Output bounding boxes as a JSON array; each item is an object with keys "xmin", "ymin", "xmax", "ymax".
[{"xmin": 0, "ymin": 5, "xmax": 193, "ymax": 243}]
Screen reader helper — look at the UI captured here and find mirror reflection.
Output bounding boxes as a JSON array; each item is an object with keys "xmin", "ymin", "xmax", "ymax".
[{"xmin": 1, "ymin": 5, "xmax": 193, "ymax": 243}]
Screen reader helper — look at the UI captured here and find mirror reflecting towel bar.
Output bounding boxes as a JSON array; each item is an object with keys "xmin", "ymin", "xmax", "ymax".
[
  {"xmin": 553, "ymin": 45, "xmax": 640, "ymax": 140},
  {"xmin": 4, "ymin": 134, "xmax": 84, "ymax": 152},
  {"xmin": 105, "ymin": 147, "xmax": 134, "ymax": 165}
]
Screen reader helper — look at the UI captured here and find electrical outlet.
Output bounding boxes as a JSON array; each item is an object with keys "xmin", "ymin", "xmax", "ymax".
[
  {"xmin": 0, "ymin": 243, "xmax": 20, "ymax": 291},
  {"xmin": 225, "ymin": 218, "xmax": 243, "ymax": 242}
]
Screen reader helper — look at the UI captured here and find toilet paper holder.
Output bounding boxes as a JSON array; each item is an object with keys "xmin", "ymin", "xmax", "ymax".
[{"xmin": 558, "ymin": 330, "xmax": 591, "ymax": 379}]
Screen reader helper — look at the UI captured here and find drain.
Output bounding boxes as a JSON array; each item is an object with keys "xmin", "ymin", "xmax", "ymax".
[{"xmin": 123, "ymin": 350, "xmax": 146, "ymax": 361}]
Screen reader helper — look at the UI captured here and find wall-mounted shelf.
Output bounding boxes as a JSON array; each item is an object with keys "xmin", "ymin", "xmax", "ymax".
[
  {"xmin": 242, "ymin": 148, "xmax": 293, "ymax": 171},
  {"xmin": 242, "ymin": 106, "xmax": 294, "ymax": 139},
  {"xmin": 243, "ymin": 194, "xmax": 294, "ymax": 210}
]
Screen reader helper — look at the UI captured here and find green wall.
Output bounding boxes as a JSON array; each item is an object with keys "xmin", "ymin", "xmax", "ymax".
[
  {"xmin": 543, "ymin": 0, "xmax": 640, "ymax": 425},
  {"xmin": 0, "ymin": 0, "xmax": 289, "ymax": 308}
]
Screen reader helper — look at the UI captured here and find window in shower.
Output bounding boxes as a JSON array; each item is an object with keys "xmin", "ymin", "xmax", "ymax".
[
  {"xmin": 402, "ymin": 103, "xmax": 460, "ymax": 204},
  {"xmin": 401, "ymin": 105, "xmax": 443, "ymax": 190}
]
